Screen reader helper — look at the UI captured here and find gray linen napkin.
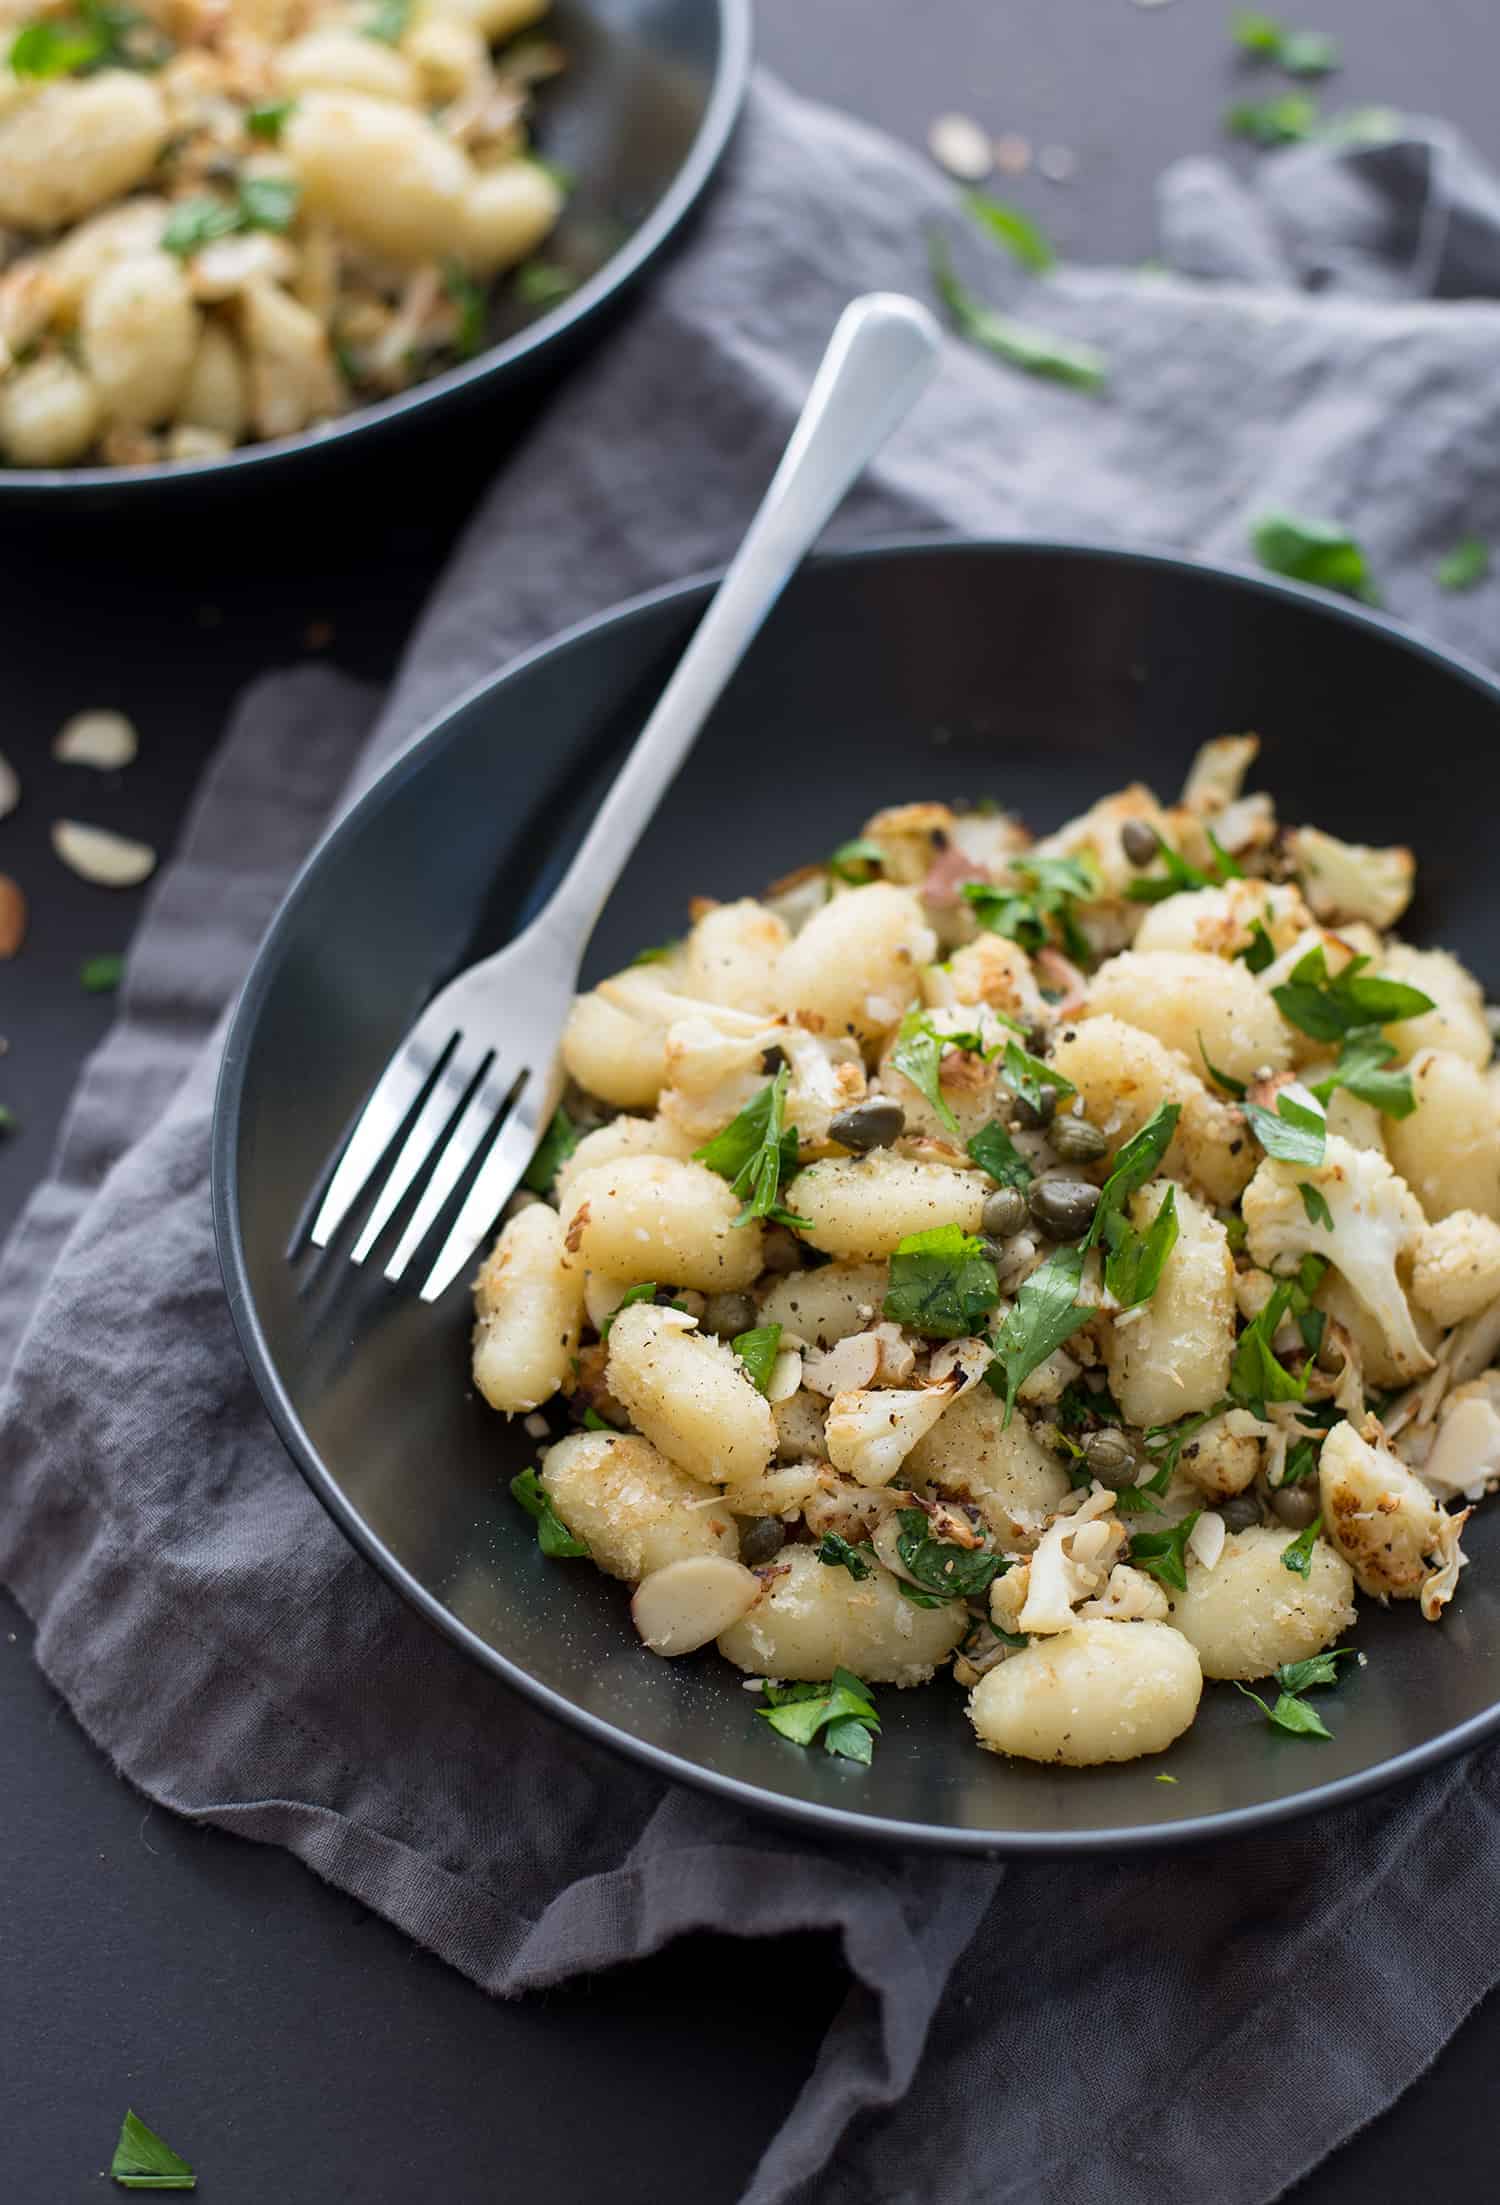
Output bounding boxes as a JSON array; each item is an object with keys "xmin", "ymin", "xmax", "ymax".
[{"xmin": 8, "ymin": 75, "xmax": 1500, "ymax": 2205}]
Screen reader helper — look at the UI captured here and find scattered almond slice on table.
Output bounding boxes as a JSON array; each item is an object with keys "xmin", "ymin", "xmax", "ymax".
[
  {"xmin": 0, "ymin": 873, "xmax": 25, "ymax": 957},
  {"xmin": 928, "ymin": 111, "xmax": 993, "ymax": 182},
  {"xmin": 0, "ymin": 749, "xmax": 17, "ymax": 818},
  {"xmin": 51, "ymin": 820, "xmax": 157, "ymax": 888},
  {"xmin": 53, "ymin": 710, "xmax": 139, "ymax": 769}
]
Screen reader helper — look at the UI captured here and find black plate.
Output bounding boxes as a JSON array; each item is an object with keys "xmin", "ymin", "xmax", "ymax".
[
  {"xmin": 213, "ymin": 539, "xmax": 1500, "ymax": 1854},
  {"xmin": 0, "ymin": 0, "xmax": 749, "ymax": 505}
]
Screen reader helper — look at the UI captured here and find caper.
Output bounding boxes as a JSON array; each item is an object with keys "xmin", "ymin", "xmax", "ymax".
[
  {"xmin": 737, "ymin": 1515, "xmax": 787, "ymax": 1566},
  {"xmin": 1219, "ymin": 1493, "xmax": 1261, "ymax": 1533},
  {"xmin": 1027, "ymin": 1176, "xmax": 1101, "ymax": 1241},
  {"xmin": 981, "ymin": 1185, "xmax": 1029, "ymax": 1239},
  {"xmin": 1050, "ymin": 1113, "xmax": 1109, "ymax": 1165},
  {"xmin": 1121, "ymin": 818, "xmax": 1160, "ymax": 868},
  {"xmin": 1012, "ymin": 1084, "xmax": 1059, "ymax": 1130},
  {"xmin": 702, "ymin": 1290, "xmax": 758, "ymax": 1339},
  {"xmin": 759, "ymin": 1223, "xmax": 804, "ymax": 1274},
  {"xmin": 1081, "ymin": 1426, "xmax": 1140, "ymax": 1490},
  {"xmin": 829, "ymin": 1098, "xmax": 906, "ymax": 1154},
  {"xmin": 1271, "ymin": 1481, "xmax": 1319, "ymax": 1530}
]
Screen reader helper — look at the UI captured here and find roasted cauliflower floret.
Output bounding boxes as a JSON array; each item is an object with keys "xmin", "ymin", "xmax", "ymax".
[
  {"xmin": 1319, "ymin": 1418, "xmax": 1468, "ymax": 1617},
  {"xmin": 1242, "ymin": 1136, "xmax": 1434, "ymax": 1381},
  {"xmin": 1411, "ymin": 1211, "xmax": 1500, "ymax": 1329},
  {"xmin": 1289, "ymin": 825, "xmax": 1416, "ymax": 932}
]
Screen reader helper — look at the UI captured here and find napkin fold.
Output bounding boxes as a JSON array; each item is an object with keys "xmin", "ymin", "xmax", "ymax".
[{"xmin": 8, "ymin": 75, "xmax": 1500, "ymax": 2205}]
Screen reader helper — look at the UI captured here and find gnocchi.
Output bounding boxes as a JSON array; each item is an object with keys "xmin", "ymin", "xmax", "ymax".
[{"xmin": 477, "ymin": 745, "xmax": 1493, "ymax": 1774}]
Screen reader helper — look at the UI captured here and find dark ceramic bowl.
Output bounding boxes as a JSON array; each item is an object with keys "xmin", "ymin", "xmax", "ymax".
[
  {"xmin": 213, "ymin": 540, "xmax": 1500, "ymax": 1854},
  {"xmin": 0, "ymin": 0, "xmax": 749, "ymax": 506}
]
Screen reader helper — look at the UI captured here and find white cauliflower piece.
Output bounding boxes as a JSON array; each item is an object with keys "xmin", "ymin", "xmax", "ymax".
[
  {"xmin": 825, "ymin": 1384, "xmax": 954, "ymax": 1487},
  {"xmin": 1319, "ymin": 1417, "xmax": 1469, "ymax": 1616},
  {"xmin": 1411, "ymin": 1211, "xmax": 1500, "ymax": 1328},
  {"xmin": 1242, "ymin": 1136, "xmax": 1434, "ymax": 1380},
  {"xmin": 1016, "ymin": 1491, "xmax": 1125, "ymax": 1634},
  {"xmin": 1076, "ymin": 1563, "xmax": 1170, "ymax": 1622},
  {"xmin": 1418, "ymin": 1377, "xmax": 1500, "ymax": 1503},
  {"xmin": 1180, "ymin": 734, "xmax": 1258, "ymax": 814},
  {"xmin": 1289, "ymin": 825, "xmax": 1416, "ymax": 931},
  {"xmin": 1132, "ymin": 877, "xmax": 1310, "ymax": 961}
]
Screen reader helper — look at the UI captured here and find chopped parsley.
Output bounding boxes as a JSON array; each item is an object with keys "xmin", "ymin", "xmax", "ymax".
[
  {"xmin": 1139, "ymin": 1401, "xmax": 1233, "ymax": 1488},
  {"xmin": 443, "ymin": 261, "xmax": 486, "ymax": 357},
  {"xmin": 1436, "ymin": 536, "xmax": 1490, "ymax": 592},
  {"xmin": 1085, "ymin": 1101, "xmax": 1182, "ymax": 1306},
  {"xmin": 816, "ymin": 1532, "xmax": 873, "ymax": 1581},
  {"xmin": 236, "ymin": 173, "xmax": 299, "ymax": 231},
  {"xmin": 929, "ymin": 233, "xmax": 1107, "ymax": 390},
  {"xmin": 630, "ymin": 938, "xmax": 679, "ymax": 965},
  {"xmin": 1281, "ymin": 1435, "xmax": 1321, "ymax": 1485},
  {"xmin": 162, "ymin": 176, "xmax": 300, "ymax": 257},
  {"xmin": 1281, "ymin": 1514, "xmax": 1322, "ymax": 1576},
  {"xmin": 1225, "ymin": 92, "xmax": 1321, "ymax": 144},
  {"xmin": 1232, "ymin": 12, "xmax": 1340, "ymax": 73},
  {"xmin": 962, "ymin": 188, "xmax": 1056, "ymax": 272},
  {"xmin": 522, "ymin": 1104, "xmax": 578, "ymax": 1194},
  {"xmin": 731, "ymin": 1322, "xmax": 782, "ymax": 1394},
  {"xmin": 1251, "ymin": 510, "xmax": 1376, "ymax": 601},
  {"xmin": 891, "ymin": 1008, "xmax": 991, "ymax": 1138},
  {"xmin": 1309, "ymin": 1028, "xmax": 1419, "ymax": 1119},
  {"xmin": 694, "ymin": 1065, "xmax": 808, "ymax": 1227},
  {"xmin": 1198, "ymin": 1034, "xmax": 1248, "ymax": 1098},
  {"xmin": 1239, "ymin": 919, "xmax": 1277, "ymax": 974},
  {"xmin": 895, "ymin": 1508, "xmax": 1005, "ymax": 1599},
  {"xmin": 9, "ymin": 0, "xmax": 164, "ymax": 77},
  {"xmin": 9, "ymin": 16, "xmax": 100, "ymax": 74},
  {"xmin": 0, "ymin": 1105, "xmax": 15, "ymax": 1134},
  {"xmin": 1123, "ymin": 827, "xmax": 1240, "ymax": 905},
  {"xmin": 246, "ymin": 96, "xmax": 295, "ymax": 141},
  {"xmin": 962, "ymin": 852, "xmax": 1096, "ymax": 964},
  {"xmin": 1236, "ymin": 1646, "xmax": 1354, "ymax": 1738},
  {"xmin": 827, "ymin": 835, "xmax": 885, "ymax": 882},
  {"xmin": 1128, "ymin": 1511, "xmax": 1201, "ymax": 1593},
  {"xmin": 514, "ymin": 259, "xmax": 577, "ymax": 309},
  {"xmin": 80, "ymin": 951, "xmax": 123, "ymax": 993},
  {"xmin": 966, "ymin": 1116, "xmax": 1032, "ymax": 1190},
  {"xmin": 986, "ymin": 1242, "xmax": 1096, "ymax": 1421},
  {"xmin": 362, "ymin": 0, "xmax": 411, "ymax": 40},
  {"xmin": 1271, "ymin": 945, "xmax": 1433, "ymax": 1041},
  {"xmin": 599, "ymin": 1281, "xmax": 674, "ymax": 1340},
  {"xmin": 510, "ymin": 1469, "xmax": 589, "ymax": 1558},
  {"xmin": 1230, "ymin": 1277, "xmax": 1311, "ymax": 1413},
  {"xmin": 110, "ymin": 2109, "xmax": 196, "ymax": 2190},
  {"xmin": 581, "ymin": 1407, "xmax": 619, "ymax": 1432},
  {"xmin": 1002, "ymin": 1036, "xmax": 1076, "ymax": 1115},
  {"xmin": 884, "ymin": 1222, "xmax": 1001, "ymax": 1339},
  {"xmin": 1244, "ymin": 1088, "xmax": 1327, "ymax": 1166},
  {"xmin": 758, "ymin": 1668, "xmax": 880, "ymax": 1763},
  {"xmin": 1298, "ymin": 1180, "xmax": 1334, "ymax": 1229}
]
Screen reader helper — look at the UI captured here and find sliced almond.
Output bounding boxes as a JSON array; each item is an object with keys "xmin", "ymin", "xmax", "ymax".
[
  {"xmin": 51, "ymin": 820, "xmax": 157, "ymax": 888},
  {"xmin": 928, "ymin": 111, "xmax": 993, "ymax": 181},
  {"xmin": 765, "ymin": 1346, "xmax": 804, "ymax": 1404},
  {"xmin": 0, "ymin": 873, "xmax": 25, "ymax": 958},
  {"xmin": 1187, "ymin": 1510, "xmax": 1227, "ymax": 1572},
  {"xmin": 630, "ymin": 1556, "xmax": 761, "ymax": 1657},
  {"xmin": 803, "ymin": 1330, "xmax": 881, "ymax": 1398},
  {"xmin": 0, "ymin": 748, "xmax": 17, "ymax": 819},
  {"xmin": 53, "ymin": 711, "xmax": 139, "ymax": 771}
]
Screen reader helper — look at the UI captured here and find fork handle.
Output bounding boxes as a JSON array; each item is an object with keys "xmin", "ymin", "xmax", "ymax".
[{"xmin": 533, "ymin": 291, "xmax": 942, "ymax": 951}]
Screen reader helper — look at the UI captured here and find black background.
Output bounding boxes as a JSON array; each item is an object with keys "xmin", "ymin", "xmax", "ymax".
[{"xmin": 6, "ymin": 1, "xmax": 1499, "ymax": 2196}]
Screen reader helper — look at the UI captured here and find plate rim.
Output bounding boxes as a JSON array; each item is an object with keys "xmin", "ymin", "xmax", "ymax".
[
  {"xmin": 212, "ymin": 533, "xmax": 1500, "ymax": 1855},
  {"xmin": 0, "ymin": 0, "xmax": 753, "ymax": 500}
]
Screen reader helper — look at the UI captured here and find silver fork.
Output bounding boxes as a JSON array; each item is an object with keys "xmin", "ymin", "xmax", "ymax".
[{"xmin": 308, "ymin": 290, "xmax": 942, "ymax": 1303}]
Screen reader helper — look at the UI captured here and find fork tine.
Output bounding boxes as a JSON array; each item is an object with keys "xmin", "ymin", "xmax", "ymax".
[
  {"xmin": 310, "ymin": 1042, "xmax": 439, "ymax": 1249},
  {"xmin": 383, "ymin": 1064, "xmax": 518, "ymax": 1284},
  {"xmin": 418, "ymin": 1082, "xmax": 547, "ymax": 1303},
  {"xmin": 348, "ymin": 1041, "xmax": 487, "ymax": 1264}
]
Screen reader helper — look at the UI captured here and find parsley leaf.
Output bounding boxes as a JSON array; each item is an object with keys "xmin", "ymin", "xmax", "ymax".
[
  {"xmin": 1225, "ymin": 92, "xmax": 1321, "ymax": 145},
  {"xmin": 966, "ymin": 1117, "xmax": 1033, "ymax": 1190},
  {"xmin": 630, "ymin": 938, "xmax": 680, "ymax": 965},
  {"xmin": 1085, "ymin": 1101, "xmax": 1182, "ymax": 1306},
  {"xmin": 80, "ymin": 951, "xmax": 123, "ymax": 993},
  {"xmin": 1281, "ymin": 1435, "xmax": 1321, "ymax": 1486},
  {"xmin": 1002, "ymin": 1036, "xmax": 1076, "ymax": 1115},
  {"xmin": 1281, "ymin": 1514, "xmax": 1322, "ymax": 1575},
  {"xmin": 1298, "ymin": 1180, "xmax": 1334, "ymax": 1229},
  {"xmin": 759, "ymin": 1668, "xmax": 880, "ymax": 1761},
  {"xmin": 236, "ymin": 173, "xmax": 298, "ymax": 231},
  {"xmin": 1437, "ymin": 536, "xmax": 1490, "ymax": 592},
  {"xmin": 161, "ymin": 176, "xmax": 300, "ymax": 257},
  {"xmin": 0, "ymin": 1104, "xmax": 16, "ymax": 1134},
  {"xmin": 362, "ymin": 0, "xmax": 410, "ymax": 39},
  {"xmin": 986, "ymin": 1242, "xmax": 1096, "ymax": 1420},
  {"xmin": 895, "ymin": 1507, "xmax": 1005, "ymax": 1599},
  {"xmin": 1251, "ymin": 510, "xmax": 1376, "ymax": 601},
  {"xmin": 581, "ymin": 1406, "xmax": 618, "ymax": 1432},
  {"xmin": 1232, "ymin": 9, "xmax": 1285, "ymax": 53},
  {"xmin": 246, "ymin": 95, "xmax": 295, "ymax": 140},
  {"xmin": 884, "ymin": 1222, "xmax": 1001, "ymax": 1339},
  {"xmin": 599, "ymin": 1281, "xmax": 669, "ymax": 1340},
  {"xmin": 1198, "ymin": 1033, "xmax": 1248, "ymax": 1098},
  {"xmin": 110, "ymin": 2111, "xmax": 196, "ymax": 2190},
  {"xmin": 523, "ymin": 1104, "xmax": 578, "ymax": 1194},
  {"xmin": 510, "ymin": 1468, "xmax": 589, "ymax": 1557},
  {"xmin": 962, "ymin": 188, "xmax": 1055, "ymax": 272},
  {"xmin": 1141, "ymin": 1401, "xmax": 1232, "ymax": 1486},
  {"xmin": 1271, "ymin": 945, "xmax": 1433, "ymax": 1042},
  {"xmin": 1236, "ymin": 1681, "xmax": 1332, "ymax": 1738},
  {"xmin": 732, "ymin": 1322, "xmax": 782, "ymax": 1395},
  {"xmin": 1232, "ymin": 12, "xmax": 1339, "ymax": 72},
  {"xmin": 1122, "ymin": 828, "xmax": 1241, "ymax": 906},
  {"xmin": 828, "ymin": 835, "xmax": 884, "ymax": 882},
  {"xmin": 514, "ymin": 258, "xmax": 576, "ymax": 309},
  {"xmin": 1310, "ymin": 1028, "xmax": 1417, "ymax": 1119},
  {"xmin": 443, "ymin": 261, "xmax": 486, "ymax": 357},
  {"xmin": 963, "ymin": 853, "xmax": 1096, "ymax": 963},
  {"xmin": 1230, "ymin": 1279, "xmax": 1309, "ymax": 1413},
  {"xmin": 929, "ymin": 232, "xmax": 1108, "ymax": 390},
  {"xmin": 1239, "ymin": 919, "xmax": 1276, "ymax": 974},
  {"xmin": 816, "ymin": 1532, "xmax": 873, "ymax": 1581},
  {"xmin": 694, "ymin": 1066, "xmax": 807, "ymax": 1227},
  {"xmin": 1244, "ymin": 1089, "xmax": 1327, "ymax": 1166},
  {"xmin": 1277, "ymin": 1647, "xmax": 1356, "ymax": 1692},
  {"xmin": 1129, "ymin": 1511, "xmax": 1201, "ymax": 1593},
  {"xmin": 891, "ymin": 1008, "xmax": 973, "ymax": 1138},
  {"xmin": 9, "ymin": 16, "xmax": 100, "ymax": 75}
]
